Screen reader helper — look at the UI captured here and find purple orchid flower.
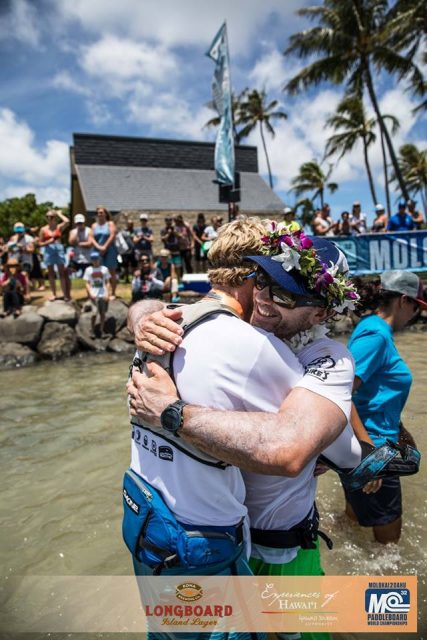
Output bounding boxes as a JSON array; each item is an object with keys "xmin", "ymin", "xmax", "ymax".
[
  {"xmin": 299, "ymin": 233, "xmax": 313, "ymax": 249},
  {"xmin": 315, "ymin": 269, "xmax": 334, "ymax": 293}
]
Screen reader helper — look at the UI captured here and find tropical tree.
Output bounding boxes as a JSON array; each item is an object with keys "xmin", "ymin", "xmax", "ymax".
[
  {"xmin": 235, "ymin": 89, "xmax": 287, "ymax": 188},
  {"xmin": 0, "ymin": 193, "xmax": 63, "ymax": 239},
  {"xmin": 289, "ymin": 161, "xmax": 338, "ymax": 208},
  {"xmin": 283, "ymin": 0, "xmax": 425, "ymax": 200},
  {"xmin": 391, "ymin": 143, "xmax": 427, "ymax": 210}
]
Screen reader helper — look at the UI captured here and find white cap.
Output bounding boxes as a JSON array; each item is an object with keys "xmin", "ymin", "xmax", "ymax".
[
  {"xmin": 140, "ymin": 213, "xmax": 148, "ymax": 220},
  {"xmin": 74, "ymin": 214, "xmax": 85, "ymax": 223},
  {"xmin": 283, "ymin": 207, "xmax": 293, "ymax": 214},
  {"xmin": 375, "ymin": 204, "xmax": 385, "ymax": 211},
  {"xmin": 352, "ymin": 201, "xmax": 361, "ymax": 207}
]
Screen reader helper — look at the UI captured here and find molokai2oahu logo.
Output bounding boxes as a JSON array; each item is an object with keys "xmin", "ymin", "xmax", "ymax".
[
  {"xmin": 365, "ymin": 582, "xmax": 410, "ymax": 627},
  {"xmin": 176, "ymin": 583, "xmax": 203, "ymax": 602}
]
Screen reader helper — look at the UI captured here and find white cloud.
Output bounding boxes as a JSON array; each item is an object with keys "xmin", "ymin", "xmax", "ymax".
[
  {"xmin": 0, "ymin": 0, "xmax": 40, "ymax": 46},
  {"xmin": 3, "ymin": 184, "xmax": 70, "ymax": 206},
  {"xmin": 249, "ymin": 48, "xmax": 293, "ymax": 92},
  {"xmin": 0, "ymin": 109, "xmax": 69, "ymax": 203},
  {"xmin": 52, "ymin": 71, "xmax": 92, "ymax": 97},
  {"xmin": 80, "ymin": 35, "xmax": 178, "ymax": 86}
]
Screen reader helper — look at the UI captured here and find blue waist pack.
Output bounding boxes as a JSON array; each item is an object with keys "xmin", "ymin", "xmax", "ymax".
[{"xmin": 122, "ymin": 468, "xmax": 243, "ymax": 573}]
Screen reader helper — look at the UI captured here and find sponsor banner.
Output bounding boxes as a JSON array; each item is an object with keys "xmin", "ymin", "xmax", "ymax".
[
  {"xmin": 333, "ymin": 230, "xmax": 427, "ymax": 275},
  {"xmin": 0, "ymin": 575, "xmax": 417, "ymax": 633}
]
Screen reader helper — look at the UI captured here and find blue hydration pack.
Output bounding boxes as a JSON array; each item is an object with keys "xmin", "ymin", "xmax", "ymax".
[{"xmin": 122, "ymin": 468, "xmax": 243, "ymax": 574}]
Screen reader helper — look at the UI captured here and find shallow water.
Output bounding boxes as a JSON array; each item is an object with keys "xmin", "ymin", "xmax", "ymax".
[{"xmin": 0, "ymin": 332, "xmax": 425, "ymax": 639}]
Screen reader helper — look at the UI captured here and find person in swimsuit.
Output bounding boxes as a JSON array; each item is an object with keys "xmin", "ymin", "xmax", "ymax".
[
  {"xmin": 371, "ymin": 204, "xmax": 388, "ymax": 233},
  {"xmin": 39, "ymin": 210, "xmax": 71, "ymax": 301},
  {"xmin": 91, "ymin": 206, "xmax": 118, "ymax": 299}
]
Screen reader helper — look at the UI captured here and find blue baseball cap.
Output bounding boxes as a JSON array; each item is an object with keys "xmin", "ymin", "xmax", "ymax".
[
  {"xmin": 248, "ymin": 237, "xmax": 348, "ymax": 298},
  {"xmin": 13, "ymin": 223, "xmax": 25, "ymax": 233},
  {"xmin": 90, "ymin": 250, "xmax": 101, "ymax": 260}
]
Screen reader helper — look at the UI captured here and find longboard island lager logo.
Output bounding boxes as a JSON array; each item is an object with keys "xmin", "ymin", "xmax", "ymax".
[{"xmin": 176, "ymin": 583, "xmax": 203, "ymax": 602}]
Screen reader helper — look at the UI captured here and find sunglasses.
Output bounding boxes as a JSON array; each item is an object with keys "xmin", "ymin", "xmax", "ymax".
[{"xmin": 254, "ymin": 270, "xmax": 326, "ymax": 309}]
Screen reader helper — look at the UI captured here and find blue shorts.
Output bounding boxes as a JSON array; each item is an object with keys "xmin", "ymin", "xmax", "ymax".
[
  {"xmin": 343, "ymin": 476, "xmax": 402, "ymax": 526},
  {"xmin": 44, "ymin": 243, "xmax": 66, "ymax": 267}
]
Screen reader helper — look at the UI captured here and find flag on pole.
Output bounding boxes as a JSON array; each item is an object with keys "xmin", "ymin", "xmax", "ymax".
[{"xmin": 206, "ymin": 22, "xmax": 235, "ymax": 186}]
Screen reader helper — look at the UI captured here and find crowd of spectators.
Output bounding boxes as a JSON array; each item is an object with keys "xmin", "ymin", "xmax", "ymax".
[
  {"xmin": 0, "ymin": 201, "xmax": 425, "ymax": 319},
  {"xmin": 307, "ymin": 199, "xmax": 425, "ymax": 237}
]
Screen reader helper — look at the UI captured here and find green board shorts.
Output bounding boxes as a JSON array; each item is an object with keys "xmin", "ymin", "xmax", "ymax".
[{"xmin": 249, "ymin": 540, "xmax": 331, "ymax": 640}]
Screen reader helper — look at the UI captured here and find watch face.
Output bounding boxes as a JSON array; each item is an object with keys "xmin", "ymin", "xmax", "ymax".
[{"xmin": 162, "ymin": 405, "xmax": 180, "ymax": 432}]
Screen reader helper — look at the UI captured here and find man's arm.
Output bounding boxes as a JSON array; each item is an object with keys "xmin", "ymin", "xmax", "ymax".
[{"xmin": 128, "ymin": 365, "xmax": 346, "ymax": 477}]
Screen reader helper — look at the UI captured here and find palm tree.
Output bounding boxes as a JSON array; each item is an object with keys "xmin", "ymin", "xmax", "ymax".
[
  {"xmin": 283, "ymin": 0, "xmax": 425, "ymax": 200},
  {"xmin": 325, "ymin": 94, "xmax": 399, "ymax": 208},
  {"xmin": 325, "ymin": 95, "xmax": 378, "ymax": 204},
  {"xmin": 204, "ymin": 92, "xmax": 244, "ymax": 141},
  {"xmin": 290, "ymin": 160, "xmax": 338, "ymax": 207},
  {"xmin": 235, "ymin": 89, "xmax": 287, "ymax": 188},
  {"xmin": 391, "ymin": 144, "xmax": 427, "ymax": 210}
]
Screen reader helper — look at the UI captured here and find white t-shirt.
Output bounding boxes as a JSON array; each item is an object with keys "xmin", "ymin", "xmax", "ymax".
[
  {"xmin": 130, "ymin": 313, "xmax": 304, "ymax": 543},
  {"xmin": 245, "ymin": 337, "xmax": 360, "ymax": 564},
  {"xmin": 83, "ymin": 265, "xmax": 110, "ymax": 298},
  {"xmin": 8, "ymin": 234, "xmax": 34, "ymax": 268},
  {"xmin": 350, "ymin": 212, "xmax": 368, "ymax": 234}
]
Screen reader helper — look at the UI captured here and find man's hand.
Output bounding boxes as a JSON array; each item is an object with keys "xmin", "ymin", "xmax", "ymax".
[
  {"xmin": 127, "ymin": 363, "xmax": 179, "ymax": 427},
  {"xmin": 135, "ymin": 307, "xmax": 184, "ymax": 354},
  {"xmin": 362, "ymin": 478, "xmax": 382, "ymax": 494}
]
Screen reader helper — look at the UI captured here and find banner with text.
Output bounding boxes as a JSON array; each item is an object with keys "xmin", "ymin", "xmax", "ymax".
[
  {"xmin": 333, "ymin": 230, "xmax": 427, "ymax": 275},
  {"xmin": 0, "ymin": 575, "xmax": 418, "ymax": 633}
]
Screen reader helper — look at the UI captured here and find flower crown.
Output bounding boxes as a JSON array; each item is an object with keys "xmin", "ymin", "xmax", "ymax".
[{"xmin": 260, "ymin": 221, "xmax": 360, "ymax": 313}]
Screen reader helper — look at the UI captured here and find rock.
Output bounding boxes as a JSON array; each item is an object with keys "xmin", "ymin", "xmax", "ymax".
[
  {"xmin": 37, "ymin": 322, "xmax": 79, "ymax": 359},
  {"xmin": 107, "ymin": 338, "xmax": 135, "ymax": 353},
  {"xmin": 104, "ymin": 299, "xmax": 129, "ymax": 334},
  {"xmin": 0, "ymin": 342, "xmax": 38, "ymax": 369},
  {"xmin": 0, "ymin": 310, "xmax": 44, "ymax": 345},
  {"xmin": 75, "ymin": 313, "xmax": 111, "ymax": 351},
  {"xmin": 116, "ymin": 326, "xmax": 134, "ymax": 343},
  {"xmin": 38, "ymin": 300, "xmax": 78, "ymax": 325}
]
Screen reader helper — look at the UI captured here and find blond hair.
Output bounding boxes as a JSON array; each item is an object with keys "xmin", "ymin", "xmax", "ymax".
[{"xmin": 208, "ymin": 217, "xmax": 267, "ymax": 288}]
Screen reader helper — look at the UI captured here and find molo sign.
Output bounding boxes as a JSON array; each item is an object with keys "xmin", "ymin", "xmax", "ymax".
[{"xmin": 333, "ymin": 231, "xmax": 427, "ymax": 275}]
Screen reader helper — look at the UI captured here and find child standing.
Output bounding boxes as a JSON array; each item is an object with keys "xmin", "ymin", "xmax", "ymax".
[{"xmin": 83, "ymin": 251, "xmax": 111, "ymax": 338}]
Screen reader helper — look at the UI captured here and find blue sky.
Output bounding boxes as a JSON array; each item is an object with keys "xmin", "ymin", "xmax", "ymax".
[{"xmin": 0, "ymin": 0, "xmax": 425, "ymax": 225}]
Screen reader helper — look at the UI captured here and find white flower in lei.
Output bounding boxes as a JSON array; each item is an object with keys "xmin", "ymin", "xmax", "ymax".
[
  {"xmin": 284, "ymin": 324, "xmax": 330, "ymax": 354},
  {"xmin": 271, "ymin": 243, "xmax": 301, "ymax": 272}
]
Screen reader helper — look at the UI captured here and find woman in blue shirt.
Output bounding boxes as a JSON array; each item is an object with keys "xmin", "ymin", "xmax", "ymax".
[{"xmin": 346, "ymin": 271, "xmax": 426, "ymax": 544}]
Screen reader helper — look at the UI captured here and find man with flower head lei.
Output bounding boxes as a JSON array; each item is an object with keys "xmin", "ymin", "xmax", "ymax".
[{"xmin": 127, "ymin": 219, "xmax": 364, "ymax": 619}]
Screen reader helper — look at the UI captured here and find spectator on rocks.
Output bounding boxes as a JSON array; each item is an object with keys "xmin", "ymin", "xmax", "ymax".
[
  {"xmin": 0, "ymin": 258, "xmax": 30, "ymax": 317},
  {"xmin": 334, "ymin": 211, "xmax": 352, "ymax": 236},
  {"xmin": 68, "ymin": 214, "xmax": 93, "ymax": 278},
  {"xmin": 202, "ymin": 215, "xmax": 223, "ymax": 256},
  {"xmin": 192, "ymin": 213, "xmax": 207, "ymax": 270},
  {"xmin": 174, "ymin": 214, "xmax": 193, "ymax": 274},
  {"xmin": 39, "ymin": 210, "xmax": 71, "ymax": 302},
  {"xmin": 131, "ymin": 254, "xmax": 164, "ymax": 303},
  {"xmin": 312, "ymin": 205, "xmax": 335, "ymax": 236},
  {"xmin": 350, "ymin": 201, "xmax": 368, "ymax": 234},
  {"xmin": 120, "ymin": 219, "xmax": 137, "ymax": 284},
  {"xmin": 92, "ymin": 206, "xmax": 118, "ymax": 299},
  {"xmin": 7, "ymin": 222, "xmax": 35, "ymax": 278},
  {"xmin": 371, "ymin": 204, "xmax": 388, "ymax": 233},
  {"xmin": 155, "ymin": 249, "xmax": 177, "ymax": 294},
  {"xmin": 160, "ymin": 217, "xmax": 182, "ymax": 277},
  {"xmin": 133, "ymin": 214, "xmax": 154, "ymax": 260},
  {"xmin": 407, "ymin": 200, "xmax": 425, "ymax": 230},
  {"xmin": 84, "ymin": 250, "xmax": 111, "ymax": 339},
  {"xmin": 387, "ymin": 201, "xmax": 415, "ymax": 232}
]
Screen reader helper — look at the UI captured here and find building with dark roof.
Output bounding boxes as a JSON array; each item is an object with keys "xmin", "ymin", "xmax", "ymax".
[{"xmin": 70, "ymin": 133, "xmax": 284, "ymax": 220}]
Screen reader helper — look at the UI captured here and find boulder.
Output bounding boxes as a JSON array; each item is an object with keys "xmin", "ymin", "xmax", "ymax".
[
  {"xmin": 116, "ymin": 326, "xmax": 134, "ymax": 343},
  {"xmin": 0, "ymin": 310, "xmax": 44, "ymax": 345},
  {"xmin": 104, "ymin": 299, "xmax": 129, "ymax": 334},
  {"xmin": 38, "ymin": 300, "xmax": 78, "ymax": 325},
  {"xmin": 75, "ymin": 313, "xmax": 111, "ymax": 351},
  {"xmin": 37, "ymin": 322, "xmax": 78, "ymax": 359},
  {"xmin": 107, "ymin": 338, "xmax": 135, "ymax": 353},
  {"xmin": 0, "ymin": 342, "xmax": 38, "ymax": 369}
]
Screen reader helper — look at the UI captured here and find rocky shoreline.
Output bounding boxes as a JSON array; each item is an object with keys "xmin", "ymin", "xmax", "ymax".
[
  {"xmin": 0, "ymin": 299, "xmax": 426, "ymax": 370},
  {"xmin": 0, "ymin": 298, "xmax": 135, "ymax": 369}
]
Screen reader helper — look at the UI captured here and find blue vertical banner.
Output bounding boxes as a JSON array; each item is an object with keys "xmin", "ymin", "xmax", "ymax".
[{"xmin": 206, "ymin": 22, "xmax": 235, "ymax": 186}]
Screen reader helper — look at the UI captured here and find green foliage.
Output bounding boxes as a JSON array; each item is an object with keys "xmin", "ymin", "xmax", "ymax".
[
  {"xmin": 0, "ymin": 193, "xmax": 69, "ymax": 239},
  {"xmin": 391, "ymin": 143, "xmax": 427, "ymax": 206},
  {"xmin": 290, "ymin": 160, "xmax": 338, "ymax": 207}
]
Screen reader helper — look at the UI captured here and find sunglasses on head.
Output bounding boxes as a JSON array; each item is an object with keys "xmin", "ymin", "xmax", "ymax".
[{"xmin": 254, "ymin": 270, "xmax": 326, "ymax": 309}]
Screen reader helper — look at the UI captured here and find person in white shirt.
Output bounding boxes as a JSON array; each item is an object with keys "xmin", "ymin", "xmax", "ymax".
[
  {"xmin": 350, "ymin": 201, "xmax": 368, "ymax": 234},
  {"xmin": 127, "ymin": 221, "xmax": 367, "ymax": 607},
  {"xmin": 7, "ymin": 222, "xmax": 35, "ymax": 276},
  {"xmin": 83, "ymin": 250, "xmax": 110, "ymax": 338},
  {"xmin": 68, "ymin": 213, "xmax": 93, "ymax": 277}
]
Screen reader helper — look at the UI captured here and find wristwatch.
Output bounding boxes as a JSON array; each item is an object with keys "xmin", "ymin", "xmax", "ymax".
[{"xmin": 160, "ymin": 400, "xmax": 188, "ymax": 436}]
